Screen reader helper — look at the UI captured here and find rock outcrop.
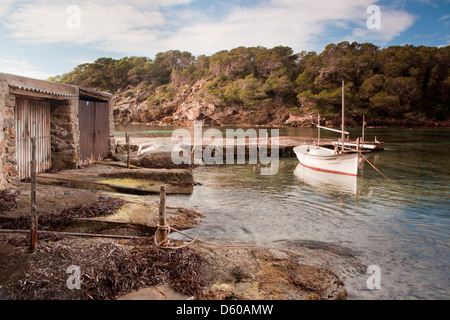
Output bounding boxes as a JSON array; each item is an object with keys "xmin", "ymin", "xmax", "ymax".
[{"xmin": 113, "ymin": 80, "xmax": 320, "ymax": 128}]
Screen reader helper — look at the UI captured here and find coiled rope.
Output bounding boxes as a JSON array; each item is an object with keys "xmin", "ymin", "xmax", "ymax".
[{"xmin": 153, "ymin": 223, "xmax": 252, "ymax": 250}]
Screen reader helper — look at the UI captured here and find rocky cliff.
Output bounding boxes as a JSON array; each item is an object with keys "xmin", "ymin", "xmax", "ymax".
[
  {"xmin": 113, "ymin": 80, "xmax": 449, "ymax": 128},
  {"xmin": 113, "ymin": 80, "xmax": 333, "ymax": 128}
]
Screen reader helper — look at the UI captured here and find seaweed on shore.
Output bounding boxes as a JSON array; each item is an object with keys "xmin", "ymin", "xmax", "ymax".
[
  {"xmin": 3, "ymin": 238, "xmax": 205, "ymax": 300},
  {"xmin": 1, "ymin": 197, "xmax": 128, "ymax": 231},
  {"xmin": 1, "ymin": 194, "xmax": 207, "ymax": 300},
  {"xmin": 0, "ymin": 188, "xmax": 21, "ymax": 213}
]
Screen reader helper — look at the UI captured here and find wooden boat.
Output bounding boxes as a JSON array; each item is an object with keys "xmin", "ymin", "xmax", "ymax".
[
  {"xmin": 294, "ymin": 81, "xmax": 361, "ymax": 176},
  {"xmin": 293, "ymin": 145, "xmax": 360, "ymax": 176}
]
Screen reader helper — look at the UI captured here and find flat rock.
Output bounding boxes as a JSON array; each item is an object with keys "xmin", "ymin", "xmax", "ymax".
[
  {"xmin": 196, "ymin": 244, "xmax": 347, "ymax": 300},
  {"xmin": 117, "ymin": 284, "xmax": 190, "ymax": 300}
]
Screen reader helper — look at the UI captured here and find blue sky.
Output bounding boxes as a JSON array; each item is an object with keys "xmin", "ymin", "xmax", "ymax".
[{"xmin": 0, "ymin": 0, "xmax": 448, "ymax": 79}]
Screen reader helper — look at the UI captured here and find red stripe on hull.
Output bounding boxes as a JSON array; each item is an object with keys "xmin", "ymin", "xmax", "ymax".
[{"xmin": 299, "ymin": 162, "xmax": 357, "ymax": 176}]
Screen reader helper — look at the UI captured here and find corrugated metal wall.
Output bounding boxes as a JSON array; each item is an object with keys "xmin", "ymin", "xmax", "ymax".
[{"xmin": 15, "ymin": 98, "xmax": 51, "ymax": 180}]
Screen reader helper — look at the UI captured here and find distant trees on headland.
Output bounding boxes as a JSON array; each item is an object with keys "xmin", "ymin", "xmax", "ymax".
[{"xmin": 50, "ymin": 42, "xmax": 450, "ymax": 121}]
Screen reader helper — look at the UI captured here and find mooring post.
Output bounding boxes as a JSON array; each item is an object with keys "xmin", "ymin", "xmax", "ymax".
[
  {"xmin": 30, "ymin": 137, "xmax": 38, "ymax": 252},
  {"xmin": 362, "ymin": 115, "xmax": 366, "ymax": 143},
  {"xmin": 125, "ymin": 132, "xmax": 131, "ymax": 169},
  {"xmin": 158, "ymin": 185, "xmax": 168, "ymax": 245}
]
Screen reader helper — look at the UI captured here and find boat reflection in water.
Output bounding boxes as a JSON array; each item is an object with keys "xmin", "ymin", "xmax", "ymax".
[{"xmin": 293, "ymin": 163, "xmax": 357, "ymax": 195}]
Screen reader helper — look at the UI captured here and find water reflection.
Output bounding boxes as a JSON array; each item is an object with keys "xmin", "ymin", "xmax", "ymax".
[{"xmin": 293, "ymin": 163, "xmax": 357, "ymax": 195}]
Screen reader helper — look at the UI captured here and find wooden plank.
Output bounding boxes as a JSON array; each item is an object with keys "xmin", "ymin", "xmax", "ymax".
[
  {"xmin": 79, "ymin": 100, "xmax": 92, "ymax": 161},
  {"xmin": 94, "ymin": 101, "xmax": 110, "ymax": 160},
  {"xmin": 79, "ymin": 100, "xmax": 109, "ymax": 162}
]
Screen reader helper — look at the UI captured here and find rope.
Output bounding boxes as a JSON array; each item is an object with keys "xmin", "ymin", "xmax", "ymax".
[
  {"xmin": 153, "ymin": 224, "xmax": 195, "ymax": 249},
  {"xmin": 359, "ymin": 151, "xmax": 391, "ymax": 181},
  {"xmin": 333, "ymin": 141, "xmax": 391, "ymax": 181},
  {"xmin": 153, "ymin": 223, "xmax": 253, "ymax": 250}
]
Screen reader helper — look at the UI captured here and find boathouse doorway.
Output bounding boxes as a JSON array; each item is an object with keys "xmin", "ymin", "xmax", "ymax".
[
  {"xmin": 79, "ymin": 99, "xmax": 110, "ymax": 162},
  {"xmin": 14, "ymin": 97, "xmax": 51, "ymax": 180}
]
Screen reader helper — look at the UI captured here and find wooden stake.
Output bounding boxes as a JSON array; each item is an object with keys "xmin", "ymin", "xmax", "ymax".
[
  {"xmin": 362, "ymin": 115, "xmax": 366, "ymax": 143},
  {"xmin": 341, "ymin": 81, "xmax": 345, "ymax": 152},
  {"xmin": 30, "ymin": 137, "xmax": 38, "ymax": 252},
  {"xmin": 158, "ymin": 185, "xmax": 168, "ymax": 245},
  {"xmin": 125, "ymin": 132, "xmax": 131, "ymax": 169}
]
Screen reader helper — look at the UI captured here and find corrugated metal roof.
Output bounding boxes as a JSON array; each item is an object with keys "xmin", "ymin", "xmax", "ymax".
[
  {"xmin": 14, "ymin": 85, "xmax": 78, "ymax": 98},
  {"xmin": 1, "ymin": 73, "xmax": 112, "ymax": 102},
  {"xmin": 79, "ymin": 87, "xmax": 112, "ymax": 101},
  {"xmin": 11, "ymin": 85, "xmax": 79, "ymax": 98},
  {"xmin": 0, "ymin": 72, "xmax": 78, "ymax": 98}
]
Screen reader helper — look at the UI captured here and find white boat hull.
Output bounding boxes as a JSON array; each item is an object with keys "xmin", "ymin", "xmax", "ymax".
[{"xmin": 293, "ymin": 145, "xmax": 360, "ymax": 176}]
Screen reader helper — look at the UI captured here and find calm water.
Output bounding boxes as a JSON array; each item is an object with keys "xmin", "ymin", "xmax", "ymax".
[{"xmin": 116, "ymin": 125, "xmax": 450, "ymax": 299}]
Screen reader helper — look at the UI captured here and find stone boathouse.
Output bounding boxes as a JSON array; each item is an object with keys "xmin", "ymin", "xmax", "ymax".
[{"xmin": 0, "ymin": 73, "xmax": 115, "ymax": 189}]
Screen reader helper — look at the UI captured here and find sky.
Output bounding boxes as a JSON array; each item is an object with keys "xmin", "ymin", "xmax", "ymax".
[{"xmin": 0, "ymin": 0, "xmax": 449, "ymax": 79}]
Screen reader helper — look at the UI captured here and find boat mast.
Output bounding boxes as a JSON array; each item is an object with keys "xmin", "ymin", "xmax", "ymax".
[
  {"xmin": 341, "ymin": 80, "xmax": 345, "ymax": 152},
  {"xmin": 318, "ymin": 113, "xmax": 321, "ymax": 146}
]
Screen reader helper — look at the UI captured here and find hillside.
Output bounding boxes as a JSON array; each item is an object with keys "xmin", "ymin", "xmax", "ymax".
[{"xmin": 50, "ymin": 42, "xmax": 450, "ymax": 127}]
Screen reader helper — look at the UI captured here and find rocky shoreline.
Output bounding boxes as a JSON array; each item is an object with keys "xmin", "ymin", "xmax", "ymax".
[{"xmin": 0, "ymin": 161, "xmax": 362, "ymax": 300}]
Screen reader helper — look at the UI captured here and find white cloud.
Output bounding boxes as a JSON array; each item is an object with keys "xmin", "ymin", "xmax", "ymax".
[
  {"xmin": 1, "ymin": 0, "xmax": 417, "ymax": 56},
  {"xmin": 350, "ymin": 7, "xmax": 416, "ymax": 44},
  {"xmin": 95, "ymin": 0, "xmax": 192, "ymax": 8},
  {"xmin": 5, "ymin": 1, "xmax": 165, "ymax": 47},
  {"xmin": 0, "ymin": 0, "xmax": 15, "ymax": 17},
  {"xmin": 0, "ymin": 57, "xmax": 58, "ymax": 79},
  {"xmin": 155, "ymin": 0, "xmax": 416, "ymax": 55}
]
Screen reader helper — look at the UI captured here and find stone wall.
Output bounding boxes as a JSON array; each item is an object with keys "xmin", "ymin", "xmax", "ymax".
[
  {"xmin": 0, "ymin": 81, "xmax": 19, "ymax": 189},
  {"xmin": 50, "ymin": 98, "xmax": 81, "ymax": 169}
]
